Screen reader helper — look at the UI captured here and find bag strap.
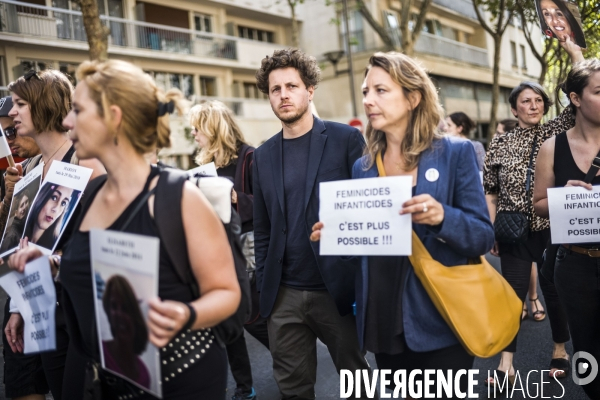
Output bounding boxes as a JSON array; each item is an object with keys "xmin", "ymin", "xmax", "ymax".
[
  {"xmin": 584, "ymin": 148, "xmax": 600, "ymax": 184},
  {"xmin": 153, "ymin": 169, "xmax": 200, "ymax": 298},
  {"xmin": 118, "ymin": 187, "xmax": 156, "ymax": 232},
  {"xmin": 524, "ymin": 136, "xmax": 538, "ymax": 217}
]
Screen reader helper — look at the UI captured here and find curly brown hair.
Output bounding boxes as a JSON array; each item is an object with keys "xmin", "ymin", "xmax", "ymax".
[{"xmin": 255, "ymin": 48, "xmax": 321, "ymax": 94}]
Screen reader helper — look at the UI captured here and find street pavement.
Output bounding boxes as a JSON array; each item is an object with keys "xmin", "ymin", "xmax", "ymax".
[{"xmin": 0, "ymin": 254, "xmax": 590, "ymax": 399}]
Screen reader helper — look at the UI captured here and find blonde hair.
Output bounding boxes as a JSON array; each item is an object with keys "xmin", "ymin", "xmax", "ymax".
[
  {"xmin": 363, "ymin": 52, "xmax": 443, "ymax": 170},
  {"xmin": 75, "ymin": 60, "xmax": 183, "ymax": 154},
  {"xmin": 189, "ymin": 101, "xmax": 247, "ymax": 168}
]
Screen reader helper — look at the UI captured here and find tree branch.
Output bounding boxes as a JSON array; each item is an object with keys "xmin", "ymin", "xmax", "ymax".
[{"xmin": 356, "ymin": 0, "xmax": 396, "ymax": 50}]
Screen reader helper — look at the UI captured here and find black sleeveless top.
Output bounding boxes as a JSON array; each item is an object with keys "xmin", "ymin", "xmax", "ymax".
[
  {"xmin": 554, "ymin": 132, "xmax": 600, "ymax": 186},
  {"xmin": 554, "ymin": 132, "xmax": 600, "ymax": 248},
  {"xmin": 60, "ymin": 166, "xmax": 194, "ymax": 359}
]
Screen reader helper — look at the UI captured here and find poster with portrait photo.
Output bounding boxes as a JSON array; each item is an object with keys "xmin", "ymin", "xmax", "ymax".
[
  {"xmin": 20, "ymin": 161, "xmax": 92, "ymax": 255},
  {"xmin": 0, "ymin": 164, "xmax": 43, "ymax": 258},
  {"xmin": 536, "ymin": 0, "xmax": 587, "ymax": 49},
  {"xmin": 90, "ymin": 229, "xmax": 162, "ymax": 398}
]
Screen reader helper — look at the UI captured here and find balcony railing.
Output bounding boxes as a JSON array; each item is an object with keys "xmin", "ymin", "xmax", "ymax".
[
  {"xmin": 414, "ymin": 32, "xmax": 489, "ymax": 67},
  {"xmin": 0, "ymin": 0, "xmax": 279, "ymax": 65}
]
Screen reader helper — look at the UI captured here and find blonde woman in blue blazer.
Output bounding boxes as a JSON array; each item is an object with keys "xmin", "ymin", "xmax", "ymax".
[{"xmin": 312, "ymin": 52, "xmax": 494, "ymax": 398}]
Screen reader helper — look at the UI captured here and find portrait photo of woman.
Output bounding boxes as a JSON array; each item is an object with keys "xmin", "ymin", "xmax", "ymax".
[
  {"xmin": 21, "ymin": 182, "xmax": 80, "ymax": 251},
  {"xmin": 101, "ymin": 274, "xmax": 151, "ymax": 389},
  {"xmin": 0, "ymin": 178, "xmax": 40, "ymax": 254},
  {"xmin": 536, "ymin": 0, "xmax": 586, "ymax": 48}
]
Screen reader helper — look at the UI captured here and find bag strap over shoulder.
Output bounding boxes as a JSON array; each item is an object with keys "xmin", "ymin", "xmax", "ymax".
[
  {"xmin": 584, "ymin": 148, "xmax": 600, "ymax": 184},
  {"xmin": 154, "ymin": 169, "xmax": 199, "ymax": 298}
]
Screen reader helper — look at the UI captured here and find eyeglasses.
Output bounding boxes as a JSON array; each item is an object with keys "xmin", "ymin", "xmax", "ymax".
[
  {"xmin": 24, "ymin": 70, "xmax": 41, "ymax": 81},
  {"xmin": 3, "ymin": 127, "xmax": 16, "ymax": 140}
]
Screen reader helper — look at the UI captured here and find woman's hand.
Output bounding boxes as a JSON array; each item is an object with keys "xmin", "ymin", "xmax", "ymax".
[
  {"xmin": 4, "ymin": 165, "xmax": 23, "ymax": 204},
  {"xmin": 147, "ymin": 298, "xmax": 191, "ymax": 348},
  {"xmin": 4, "ymin": 313, "xmax": 24, "ymax": 353},
  {"xmin": 400, "ymin": 194, "xmax": 445, "ymax": 226},
  {"xmin": 310, "ymin": 222, "xmax": 324, "ymax": 242},
  {"xmin": 490, "ymin": 241, "xmax": 500, "ymax": 257},
  {"xmin": 7, "ymin": 246, "xmax": 43, "ymax": 273},
  {"xmin": 565, "ymin": 180, "xmax": 593, "ymax": 190},
  {"xmin": 560, "ymin": 36, "xmax": 584, "ymax": 63},
  {"xmin": 231, "ymin": 189, "xmax": 238, "ymax": 204}
]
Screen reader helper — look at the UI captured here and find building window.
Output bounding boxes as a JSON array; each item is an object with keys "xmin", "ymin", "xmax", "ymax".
[
  {"xmin": 194, "ymin": 13, "xmax": 212, "ymax": 33},
  {"xmin": 520, "ymin": 45, "xmax": 527, "ymax": 69},
  {"xmin": 340, "ymin": 10, "xmax": 365, "ymax": 53},
  {"xmin": 237, "ymin": 26, "xmax": 274, "ymax": 43},
  {"xmin": 510, "ymin": 41, "xmax": 518, "ymax": 67},
  {"xmin": 200, "ymin": 76, "xmax": 217, "ymax": 96},
  {"xmin": 147, "ymin": 71, "xmax": 194, "ymax": 98}
]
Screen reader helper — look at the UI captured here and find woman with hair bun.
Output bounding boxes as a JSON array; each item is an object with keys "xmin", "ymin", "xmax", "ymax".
[{"xmin": 8, "ymin": 59, "xmax": 240, "ymax": 399}]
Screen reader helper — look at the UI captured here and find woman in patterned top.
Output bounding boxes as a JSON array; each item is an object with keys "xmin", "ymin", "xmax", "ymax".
[{"xmin": 484, "ymin": 38, "xmax": 583, "ymax": 387}]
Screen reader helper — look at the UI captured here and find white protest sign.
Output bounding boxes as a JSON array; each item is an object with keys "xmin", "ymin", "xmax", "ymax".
[
  {"xmin": 0, "ymin": 164, "xmax": 43, "ymax": 257},
  {"xmin": 319, "ymin": 176, "xmax": 413, "ymax": 256},
  {"xmin": 90, "ymin": 229, "xmax": 162, "ymax": 398},
  {"xmin": 0, "ymin": 257, "xmax": 56, "ymax": 353},
  {"xmin": 187, "ymin": 162, "xmax": 217, "ymax": 177},
  {"xmin": 22, "ymin": 161, "xmax": 93, "ymax": 255},
  {"xmin": 548, "ymin": 186, "xmax": 600, "ymax": 244}
]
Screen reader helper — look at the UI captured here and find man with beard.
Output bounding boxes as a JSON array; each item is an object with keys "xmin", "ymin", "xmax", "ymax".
[
  {"xmin": 0, "ymin": 96, "xmax": 48, "ymax": 400},
  {"xmin": 253, "ymin": 49, "xmax": 370, "ymax": 399}
]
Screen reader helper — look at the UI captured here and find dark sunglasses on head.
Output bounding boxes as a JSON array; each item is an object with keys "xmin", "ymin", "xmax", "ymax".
[
  {"xmin": 3, "ymin": 127, "xmax": 16, "ymax": 140},
  {"xmin": 24, "ymin": 69, "xmax": 41, "ymax": 81}
]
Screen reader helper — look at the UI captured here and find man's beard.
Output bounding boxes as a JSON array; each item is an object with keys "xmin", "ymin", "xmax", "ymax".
[{"xmin": 274, "ymin": 102, "xmax": 309, "ymax": 124}]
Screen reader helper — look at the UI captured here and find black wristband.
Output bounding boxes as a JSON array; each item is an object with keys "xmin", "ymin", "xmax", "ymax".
[{"xmin": 180, "ymin": 302, "xmax": 197, "ymax": 332}]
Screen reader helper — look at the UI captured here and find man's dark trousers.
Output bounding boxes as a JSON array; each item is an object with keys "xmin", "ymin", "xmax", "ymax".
[{"xmin": 253, "ymin": 117, "xmax": 371, "ymax": 399}]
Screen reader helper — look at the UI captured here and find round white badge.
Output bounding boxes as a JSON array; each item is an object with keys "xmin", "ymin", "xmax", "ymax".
[{"xmin": 425, "ymin": 168, "xmax": 440, "ymax": 182}]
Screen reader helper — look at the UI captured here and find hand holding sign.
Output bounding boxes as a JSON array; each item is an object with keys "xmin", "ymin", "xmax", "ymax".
[{"xmin": 400, "ymin": 193, "xmax": 445, "ymax": 226}]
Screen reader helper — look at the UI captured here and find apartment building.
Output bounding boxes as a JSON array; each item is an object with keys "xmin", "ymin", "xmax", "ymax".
[
  {"xmin": 300, "ymin": 0, "xmax": 544, "ymax": 143},
  {"xmin": 0, "ymin": 0, "xmax": 294, "ymax": 167}
]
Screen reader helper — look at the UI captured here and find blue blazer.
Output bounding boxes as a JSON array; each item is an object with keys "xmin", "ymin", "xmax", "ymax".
[
  {"xmin": 253, "ymin": 117, "xmax": 365, "ymax": 317},
  {"xmin": 352, "ymin": 137, "xmax": 494, "ymax": 352}
]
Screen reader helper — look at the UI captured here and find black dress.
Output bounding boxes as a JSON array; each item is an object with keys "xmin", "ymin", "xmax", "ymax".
[{"xmin": 59, "ymin": 167, "xmax": 227, "ymax": 399}]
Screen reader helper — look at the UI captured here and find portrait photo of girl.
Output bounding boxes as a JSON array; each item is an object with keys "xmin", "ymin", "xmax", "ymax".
[
  {"xmin": 0, "ymin": 177, "xmax": 41, "ymax": 254},
  {"xmin": 21, "ymin": 182, "xmax": 81, "ymax": 251},
  {"xmin": 536, "ymin": 0, "xmax": 587, "ymax": 48}
]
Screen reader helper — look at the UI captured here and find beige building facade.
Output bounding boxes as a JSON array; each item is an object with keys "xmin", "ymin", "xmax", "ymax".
[
  {"xmin": 0, "ymin": 0, "xmax": 546, "ymax": 162},
  {"xmin": 0, "ymin": 0, "xmax": 294, "ymax": 167},
  {"xmin": 299, "ymin": 0, "xmax": 545, "ymax": 144}
]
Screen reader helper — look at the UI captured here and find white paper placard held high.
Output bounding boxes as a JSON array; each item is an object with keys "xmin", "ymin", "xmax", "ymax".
[
  {"xmin": 319, "ymin": 176, "xmax": 412, "ymax": 256},
  {"xmin": 0, "ymin": 257, "xmax": 56, "ymax": 354},
  {"xmin": 548, "ymin": 186, "xmax": 600, "ymax": 244}
]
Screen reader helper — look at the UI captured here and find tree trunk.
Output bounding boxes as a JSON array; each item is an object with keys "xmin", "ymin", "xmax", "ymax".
[
  {"xmin": 78, "ymin": 0, "xmax": 109, "ymax": 60},
  {"xmin": 288, "ymin": 0, "xmax": 299, "ymax": 48},
  {"xmin": 357, "ymin": 0, "xmax": 396, "ymax": 51},
  {"xmin": 402, "ymin": 38, "xmax": 415, "ymax": 56},
  {"xmin": 489, "ymin": 34, "xmax": 502, "ymax": 141}
]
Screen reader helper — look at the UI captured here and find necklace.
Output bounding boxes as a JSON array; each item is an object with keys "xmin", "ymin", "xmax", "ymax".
[{"xmin": 41, "ymin": 139, "xmax": 69, "ymax": 166}]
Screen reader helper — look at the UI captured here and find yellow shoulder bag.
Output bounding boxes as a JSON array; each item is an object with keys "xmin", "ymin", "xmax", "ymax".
[{"xmin": 376, "ymin": 152, "xmax": 521, "ymax": 358}]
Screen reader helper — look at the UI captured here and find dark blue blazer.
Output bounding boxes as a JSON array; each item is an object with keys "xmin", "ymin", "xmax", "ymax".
[
  {"xmin": 352, "ymin": 137, "xmax": 494, "ymax": 352},
  {"xmin": 253, "ymin": 117, "xmax": 365, "ymax": 317}
]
